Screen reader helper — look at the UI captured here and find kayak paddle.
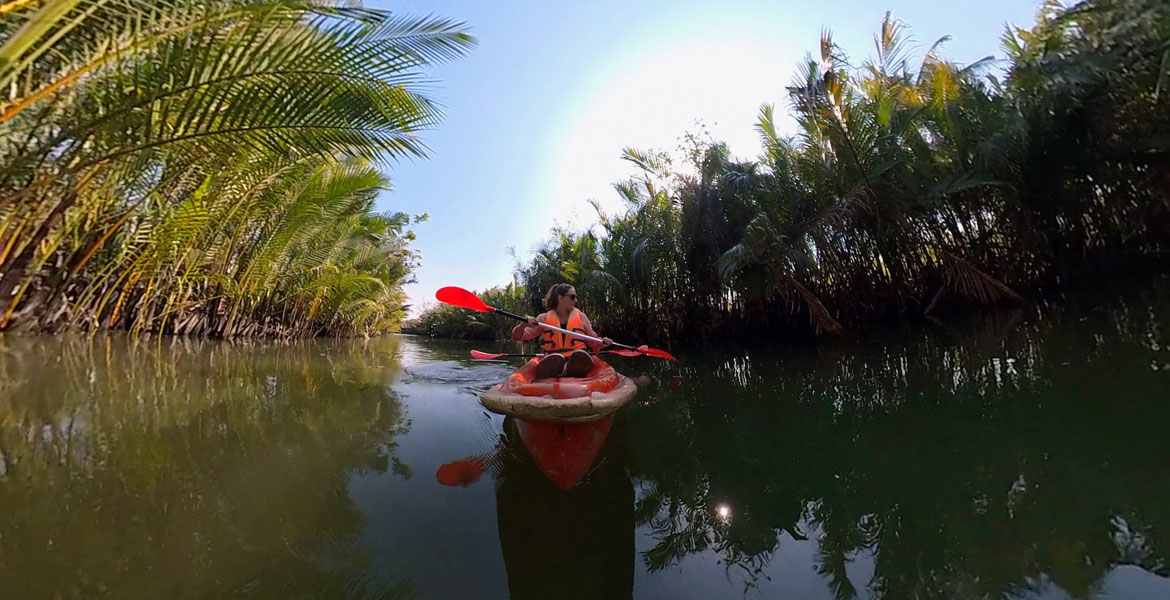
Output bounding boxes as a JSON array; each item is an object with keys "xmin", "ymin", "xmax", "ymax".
[
  {"xmin": 436, "ymin": 286, "xmax": 678, "ymax": 361},
  {"xmin": 470, "ymin": 349, "xmax": 644, "ymax": 360}
]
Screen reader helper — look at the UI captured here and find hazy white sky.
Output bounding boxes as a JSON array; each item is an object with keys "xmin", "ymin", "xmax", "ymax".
[{"xmin": 371, "ymin": 0, "xmax": 1041, "ymax": 316}]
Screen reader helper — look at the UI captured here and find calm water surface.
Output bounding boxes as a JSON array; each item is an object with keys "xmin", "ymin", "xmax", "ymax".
[{"xmin": 2, "ymin": 289, "xmax": 1169, "ymax": 599}]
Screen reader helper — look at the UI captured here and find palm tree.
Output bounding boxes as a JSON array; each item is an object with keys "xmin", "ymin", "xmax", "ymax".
[
  {"xmin": 412, "ymin": 0, "xmax": 1170, "ymax": 344},
  {"xmin": 0, "ymin": 0, "xmax": 475, "ymax": 335}
]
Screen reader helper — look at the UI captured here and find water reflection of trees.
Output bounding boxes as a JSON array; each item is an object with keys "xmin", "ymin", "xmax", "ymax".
[
  {"xmin": 617, "ymin": 289, "xmax": 1170, "ymax": 598},
  {"xmin": 0, "ymin": 334, "xmax": 412, "ymax": 599}
]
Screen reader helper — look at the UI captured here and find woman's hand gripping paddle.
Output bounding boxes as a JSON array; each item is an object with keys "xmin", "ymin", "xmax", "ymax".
[{"xmin": 469, "ymin": 349, "xmax": 644, "ymax": 360}]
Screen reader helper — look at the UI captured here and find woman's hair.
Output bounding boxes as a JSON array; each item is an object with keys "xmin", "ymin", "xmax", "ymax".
[{"xmin": 543, "ymin": 283, "xmax": 574, "ymax": 310}]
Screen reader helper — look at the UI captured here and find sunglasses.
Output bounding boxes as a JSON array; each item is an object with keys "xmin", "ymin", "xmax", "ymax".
[{"xmin": 565, "ymin": 294, "xmax": 577, "ymax": 300}]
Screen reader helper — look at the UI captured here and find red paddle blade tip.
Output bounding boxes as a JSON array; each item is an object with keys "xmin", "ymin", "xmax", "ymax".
[
  {"xmin": 638, "ymin": 345, "xmax": 679, "ymax": 361},
  {"xmin": 435, "ymin": 286, "xmax": 494, "ymax": 313},
  {"xmin": 436, "ymin": 458, "xmax": 487, "ymax": 487},
  {"xmin": 470, "ymin": 350, "xmax": 504, "ymax": 360}
]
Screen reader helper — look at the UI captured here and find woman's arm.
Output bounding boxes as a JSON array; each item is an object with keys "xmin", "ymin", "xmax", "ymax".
[
  {"xmin": 511, "ymin": 312, "xmax": 544, "ymax": 342},
  {"xmin": 579, "ymin": 313, "xmax": 613, "ymax": 351}
]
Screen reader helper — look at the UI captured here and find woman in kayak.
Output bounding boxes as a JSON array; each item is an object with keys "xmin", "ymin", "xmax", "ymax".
[{"xmin": 511, "ymin": 283, "xmax": 612, "ymax": 379}]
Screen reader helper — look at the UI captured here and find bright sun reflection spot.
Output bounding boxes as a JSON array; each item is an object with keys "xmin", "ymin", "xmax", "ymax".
[{"xmin": 717, "ymin": 504, "xmax": 731, "ymax": 520}]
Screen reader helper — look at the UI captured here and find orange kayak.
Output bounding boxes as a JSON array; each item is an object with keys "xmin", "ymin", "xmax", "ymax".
[
  {"xmin": 479, "ymin": 355, "xmax": 637, "ymax": 488},
  {"xmin": 479, "ymin": 355, "xmax": 637, "ymax": 423}
]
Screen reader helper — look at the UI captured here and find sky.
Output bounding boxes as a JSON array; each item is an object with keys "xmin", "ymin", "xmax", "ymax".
[{"xmin": 369, "ymin": 0, "xmax": 1041, "ymax": 317}]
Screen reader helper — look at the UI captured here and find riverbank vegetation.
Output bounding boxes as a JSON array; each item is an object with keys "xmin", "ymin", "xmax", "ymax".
[
  {"xmin": 0, "ymin": 1, "xmax": 473, "ymax": 337},
  {"xmin": 408, "ymin": 0, "xmax": 1169, "ymax": 344}
]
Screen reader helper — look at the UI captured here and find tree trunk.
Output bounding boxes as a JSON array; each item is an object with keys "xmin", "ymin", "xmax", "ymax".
[{"xmin": 0, "ymin": 193, "xmax": 73, "ymax": 325}]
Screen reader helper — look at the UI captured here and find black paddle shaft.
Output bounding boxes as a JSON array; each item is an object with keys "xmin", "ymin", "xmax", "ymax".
[{"xmin": 493, "ymin": 307, "xmax": 637, "ymax": 352}]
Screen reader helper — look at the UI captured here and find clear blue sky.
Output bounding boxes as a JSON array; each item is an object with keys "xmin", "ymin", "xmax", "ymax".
[{"xmin": 370, "ymin": 0, "xmax": 1041, "ymax": 316}]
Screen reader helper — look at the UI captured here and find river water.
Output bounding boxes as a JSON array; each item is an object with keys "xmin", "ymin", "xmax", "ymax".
[{"xmin": 1, "ymin": 286, "xmax": 1168, "ymax": 599}]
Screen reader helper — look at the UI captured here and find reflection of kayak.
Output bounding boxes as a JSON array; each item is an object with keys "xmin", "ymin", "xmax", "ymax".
[
  {"xmin": 515, "ymin": 415, "xmax": 614, "ymax": 490},
  {"xmin": 479, "ymin": 355, "xmax": 637, "ymax": 423},
  {"xmin": 434, "ymin": 413, "xmax": 615, "ymax": 491},
  {"xmin": 495, "ymin": 415, "xmax": 634, "ymax": 599}
]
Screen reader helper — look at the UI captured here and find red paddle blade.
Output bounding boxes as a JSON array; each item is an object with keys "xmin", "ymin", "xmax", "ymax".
[
  {"xmin": 470, "ymin": 350, "xmax": 506, "ymax": 360},
  {"xmin": 436, "ymin": 458, "xmax": 487, "ymax": 487},
  {"xmin": 608, "ymin": 349, "xmax": 643, "ymax": 357},
  {"xmin": 435, "ymin": 286, "xmax": 494, "ymax": 313},
  {"xmin": 638, "ymin": 345, "xmax": 678, "ymax": 361}
]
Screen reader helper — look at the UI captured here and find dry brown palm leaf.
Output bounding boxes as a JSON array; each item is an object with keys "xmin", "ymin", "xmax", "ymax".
[
  {"xmin": 939, "ymin": 248, "xmax": 1022, "ymax": 305},
  {"xmin": 786, "ymin": 275, "xmax": 846, "ymax": 336}
]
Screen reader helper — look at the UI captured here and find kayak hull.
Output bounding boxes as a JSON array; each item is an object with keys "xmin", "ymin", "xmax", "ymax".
[{"xmin": 479, "ymin": 356, "xmax": 637, "ymax": 423}]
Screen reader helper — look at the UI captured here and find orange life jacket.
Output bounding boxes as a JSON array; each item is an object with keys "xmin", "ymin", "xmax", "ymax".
[{"xmin": 542, "ymin": 309, "xmax": 588, "ymax": 353}]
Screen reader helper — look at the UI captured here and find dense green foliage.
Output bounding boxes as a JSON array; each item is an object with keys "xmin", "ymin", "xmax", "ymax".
[
  {"xmin": 416, "ymin": 0, "xmax": 1170, "ymax": 344},
  {"xmin": 404, "ymin": 280, "xmax": 530, "ymax": 340},
  {"xmin": 0, "ymin": 1, "xmax": 474, "ymax": 337}
]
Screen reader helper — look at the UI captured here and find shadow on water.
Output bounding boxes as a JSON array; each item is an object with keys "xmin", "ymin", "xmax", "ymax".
[
  {"xmin": 607, "ymin": 282, "xmax": 1170, "ymax": 598},
  {"xmin": 0, "ymin": 334, "xmax": 414, "ymax": 599}
]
